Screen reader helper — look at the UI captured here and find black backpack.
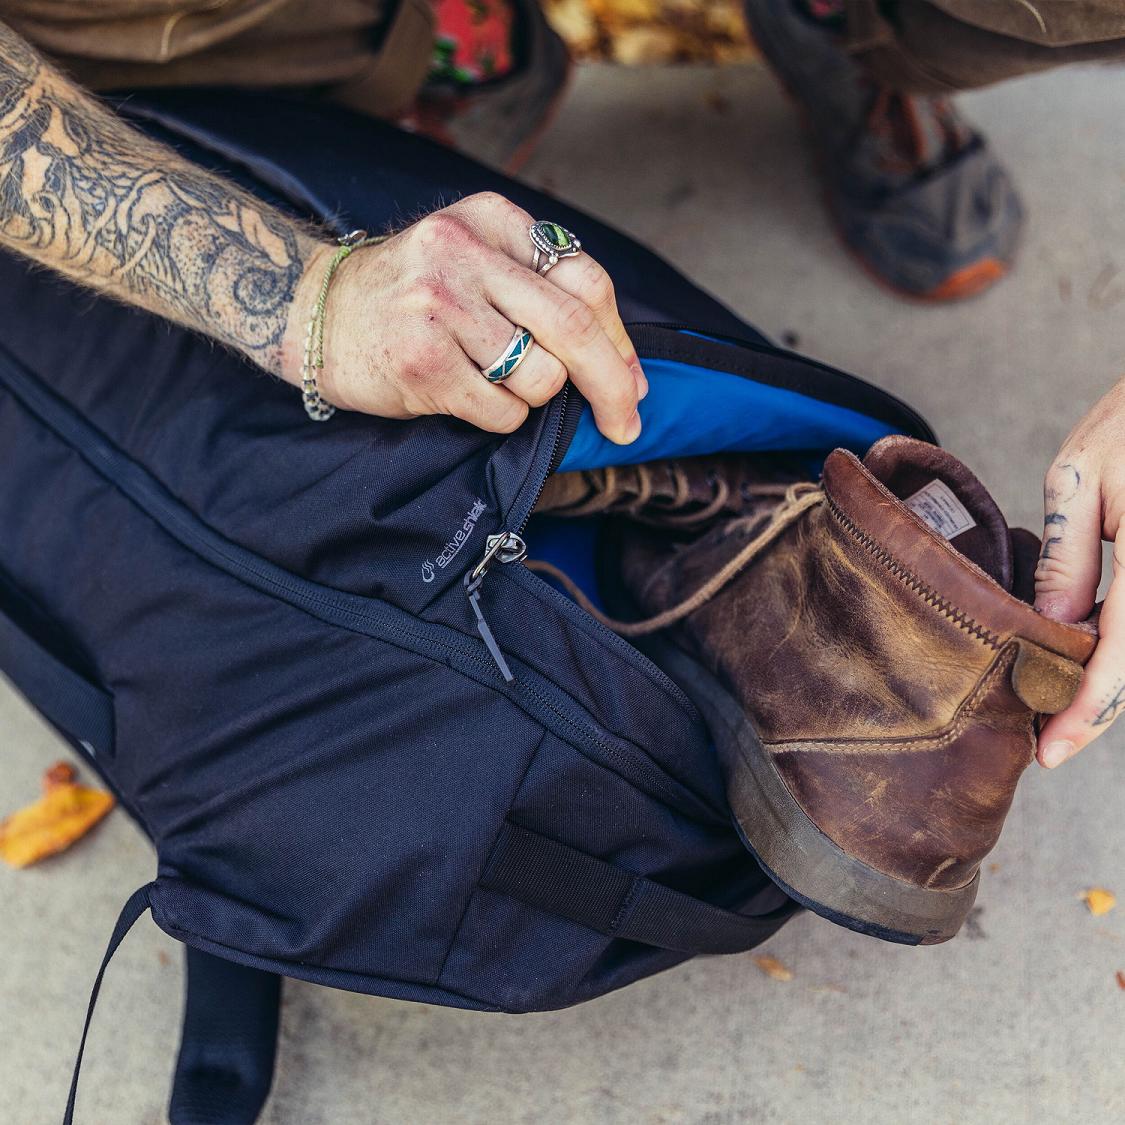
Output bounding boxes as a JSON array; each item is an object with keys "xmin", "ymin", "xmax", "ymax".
[{"xmin": 0, "ymin": 91, "xmax": 934, "ymax": 1123}]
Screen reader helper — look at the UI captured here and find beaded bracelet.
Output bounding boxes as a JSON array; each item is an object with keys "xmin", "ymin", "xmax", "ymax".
[{"xmin": 301, "ymin": 229, "xmax": 389, "ymax": 421}]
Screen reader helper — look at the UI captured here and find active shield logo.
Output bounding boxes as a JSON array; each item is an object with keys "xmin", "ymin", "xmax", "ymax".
[{"xmin": 421, "ymin": 498, "xmax": 488, "ymax": 583}]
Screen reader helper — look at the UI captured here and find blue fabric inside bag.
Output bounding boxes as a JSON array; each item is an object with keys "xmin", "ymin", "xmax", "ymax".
[{"xmin": 558, "ymin": 356, "xmax": 899, "ymax": 473}]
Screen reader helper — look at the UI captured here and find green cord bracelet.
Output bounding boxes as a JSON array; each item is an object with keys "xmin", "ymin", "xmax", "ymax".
[{"xmin": 301, "ymin": 229, "xmax": 389, "ymax": 421}]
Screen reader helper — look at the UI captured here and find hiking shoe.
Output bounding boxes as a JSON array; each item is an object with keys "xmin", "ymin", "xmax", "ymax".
[
  {"xmin": 409, "ymin": 0, "xmax": 572, "ymax": 172},
  {"xmin": 744, "ymin": 0, "xmax": 1023, "ymax": 300},
  {"xmin": 614, "ymin": 437, "xmax": 1096, "ymax": 943}
]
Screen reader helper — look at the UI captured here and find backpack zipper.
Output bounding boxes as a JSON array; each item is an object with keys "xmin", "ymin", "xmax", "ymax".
[
  {"xmin": 459, "ymin": 382, "xmax": 700, "ymax": 718},
  {"xmin": 461, "ymin": 382, "xmax": 575, "ymax": 682},
  {"xmin": 464, "ymin": 530, "xmax": 528, "ymax": 682}
]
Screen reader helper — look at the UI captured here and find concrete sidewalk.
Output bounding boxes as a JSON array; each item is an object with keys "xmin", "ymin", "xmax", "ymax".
[{"xmin": 2, "ymin": 62, "xmax": 1124, "ymax": 1124}]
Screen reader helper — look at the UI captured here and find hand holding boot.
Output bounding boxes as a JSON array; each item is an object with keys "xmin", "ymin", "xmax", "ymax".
[{"xmin": 1035, "ymin": 375, "xmax": 1125, "ymax": 767}]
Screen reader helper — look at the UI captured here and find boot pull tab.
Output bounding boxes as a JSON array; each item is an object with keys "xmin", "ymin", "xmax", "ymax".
[{"xmin": 1011, "ymin": 638, "xmax": 1084, "ymax": 714}]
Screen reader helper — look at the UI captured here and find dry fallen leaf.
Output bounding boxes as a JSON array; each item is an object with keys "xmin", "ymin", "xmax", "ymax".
[
  {"xmin": 588, "ymin": 0, "xmax": 660, "ymax": 20},
  {"xmin": 1083, "ymin": 888, "xmax": 1117, "ymax": 917},
  {"xmin": 543, "ymin": 0, "xmax": 599, "ymax": 54},
  {"xmin": 543, "ymin": 0, "xmax": 758, "ymax": 64},
  {"xmin": 752, "ymin": 954, "xmax": 793, "ymax": 982},
  {"xmin": 611, "ymin": 25, "xmax": 683, "ymax": 65},
  {"xmin": 0, "ymin": 761, "xmax": 115, "ymax": 868},
  {"xmin": 1116, "ymin": 970, "xmax": 1125, "ymax": 991}
]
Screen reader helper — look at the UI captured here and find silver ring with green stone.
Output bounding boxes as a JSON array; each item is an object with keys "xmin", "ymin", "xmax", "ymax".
[
  {"xmin": 481, "ymin": 326, "xmax": 534, "ymax": 383},
  {"xmin": 530, "ymin": 221, "xmax": 582, "ymax": 276}
]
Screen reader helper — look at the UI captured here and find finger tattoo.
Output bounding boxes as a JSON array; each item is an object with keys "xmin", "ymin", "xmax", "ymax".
[
  {"xmin": 1040, "ymin": 512, "xmax": 1067, "ymax": 560},
  {"xmin": 1045, "ymin": 463, "xmax": 1081, "ymax": 505},
  {"xmin": 1091, "ymin": 678, "xmax": 1125, "ymax": 727}
]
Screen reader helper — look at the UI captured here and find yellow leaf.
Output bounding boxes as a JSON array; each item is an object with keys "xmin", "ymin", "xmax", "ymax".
[
  {"xmin": 542, "ymin": 0, "xmax": 598, "ymax": 53},
  {"xmin": 1083, "ymin": 887, "xmax": 1117, "ymax": 916},
  {"xmin": 0, "ymin": 761, "xmax": 115, "ymax": 868},
  {"xmin": 587, "ymin": 0, "xmax": 661, "ymax": 20},
  {"xmin": 752, "ymin": 954, "xmax": 793, "ymax": 982},
  {"xmin": 543, "ymin": 0, "xmax": 758, "ymax": 64},
  {"xmin": 611, "ymin": 26, "xmax": 683, "ymax": 65}
]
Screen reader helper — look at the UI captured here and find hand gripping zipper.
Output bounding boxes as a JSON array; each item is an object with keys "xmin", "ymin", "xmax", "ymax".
[{"xmin": 464, "ymin": 531, "xmax": 528, "ymax": 682}]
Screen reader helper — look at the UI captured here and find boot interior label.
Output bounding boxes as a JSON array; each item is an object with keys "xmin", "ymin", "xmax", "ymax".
[{"xmin": 904, "ymin": 479, "xmax": 977, "ymax": 541}]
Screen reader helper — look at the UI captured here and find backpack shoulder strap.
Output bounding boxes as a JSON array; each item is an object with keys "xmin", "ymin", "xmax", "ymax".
[
  {"xmin": 170, "ymin": 948, "xmax": 281, "ymax": 1125},
  {"xmin": 481, "ymin": 823, "xmax": 797, "ymax": 956}
]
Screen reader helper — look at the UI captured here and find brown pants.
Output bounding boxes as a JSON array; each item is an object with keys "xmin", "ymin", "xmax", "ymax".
[
  {"xmin": 0, "ymin": 0, "xmax": 435, "ymax": 119},
  {"xmin": 847, "ymin": 0, "xmax": 1125, "ymax": 93}
]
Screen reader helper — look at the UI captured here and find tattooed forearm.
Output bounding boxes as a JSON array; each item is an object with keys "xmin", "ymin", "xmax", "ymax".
[{"xmin": 0, "ymin": 20, "xmax": 321, "ymax": 370}]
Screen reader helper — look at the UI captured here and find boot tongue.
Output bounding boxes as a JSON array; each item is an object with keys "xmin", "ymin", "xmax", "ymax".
[{"xmin": 862, "ymin": 436, "xmax": 1014, "ymax": 591}]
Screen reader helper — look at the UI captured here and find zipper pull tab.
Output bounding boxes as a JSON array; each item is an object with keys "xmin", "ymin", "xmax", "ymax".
[
  {"xmin": 464, "ymin": 532, "xmax": 527, "ymax": 682},
  {"xmin": 469, "ymin": 531, "xmax": 527, "ymax": 584}
]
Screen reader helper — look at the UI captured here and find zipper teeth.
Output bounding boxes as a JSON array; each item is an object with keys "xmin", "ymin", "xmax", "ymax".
[
  {"xmin": 825, "ymin": 494, "xmax": 1001, "ymax": 650},
  {"xmin": 516, "ymin": 383, "xmax": 570, "ymax": 536},
  {"xmin": 500, "ymin": 384, "xmax": 700, "ymax": 719},
  {"xmin": 517, "ymin": 674, "xmax": 719, "ymax": 817}
]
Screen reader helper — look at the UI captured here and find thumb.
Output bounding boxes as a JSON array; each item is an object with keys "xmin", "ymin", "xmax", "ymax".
[{"xmin": 1034, "ymin": 461, "xmax": 1102, "ymax": 623}]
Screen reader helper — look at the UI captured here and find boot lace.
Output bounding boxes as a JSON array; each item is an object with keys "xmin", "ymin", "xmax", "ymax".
[
  {"xmin": 528, "ymin": 481, "xmax": 824, "ymax": 637},
  {"xmin": 543, "ymin": 460, "xmax": 774, "ymax": 527}
]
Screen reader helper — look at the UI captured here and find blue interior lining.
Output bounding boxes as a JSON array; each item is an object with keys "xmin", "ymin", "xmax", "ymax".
[{"xmin": 559, "ymin": 357, "xmax": 898, "ymax": 473}]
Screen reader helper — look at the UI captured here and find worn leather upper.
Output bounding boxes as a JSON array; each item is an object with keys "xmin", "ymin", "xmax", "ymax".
[{"xmin": 624, "ymin": 438, "xmax": 1097, "ymax": 891}]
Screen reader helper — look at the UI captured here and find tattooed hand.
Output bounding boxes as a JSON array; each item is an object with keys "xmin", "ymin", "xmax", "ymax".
[
  {"xmin": 278, "ymin": 192, "xmax": 645, "ymax": 443},
  {"xmin": 1034, "ymin": 374, "xmax": 1125, "ymax": 767}
]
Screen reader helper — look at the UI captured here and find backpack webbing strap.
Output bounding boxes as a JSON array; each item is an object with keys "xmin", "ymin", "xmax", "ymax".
[
  {"xmin": 65, "ymin": 885, "xmax": 155, "ymax": 1124},
  {"xmin": 65, "ymin": 888, "xmax": 282, "ymax": 1125},
  {"xmin": 481, "ymin": 823, "xmax": 793, "ymax": 955},
  {"xmin": 169, "ymin": 948, "xmax": 281, "ymax": 1125}
]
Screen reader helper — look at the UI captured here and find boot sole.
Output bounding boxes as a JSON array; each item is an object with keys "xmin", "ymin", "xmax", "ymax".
[{"xmin": 644, "ymin": 634, "xmax": 978, "ymax": 946}]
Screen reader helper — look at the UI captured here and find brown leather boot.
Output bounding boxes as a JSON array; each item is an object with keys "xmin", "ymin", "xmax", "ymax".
[{"xmin": 612, "ymin": 436, "xmax": 1097, "ymax": 944}]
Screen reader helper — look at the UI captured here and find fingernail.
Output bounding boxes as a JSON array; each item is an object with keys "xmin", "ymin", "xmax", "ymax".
[
  {"xmin": 620, "ymin": 409, "xmax": 642, "ymax": 444},
  {"xmin": 1041, "ymin": 739, "xmax": 1075, "ymax": 768}
]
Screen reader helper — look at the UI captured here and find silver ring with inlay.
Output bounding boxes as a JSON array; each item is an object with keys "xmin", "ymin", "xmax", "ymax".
[
  {"xmin": 529, "ymin": 220, "xmax": 582, "ymax": 276},
  {"xmin": 481, "ymin": 326, "xmax": 534, "ymax": 383}
]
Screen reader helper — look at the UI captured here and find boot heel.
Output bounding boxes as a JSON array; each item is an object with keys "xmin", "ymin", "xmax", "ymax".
[
  {"xmin": 649, "ymin": 638, "xmax": 978, "ymax": 945},
  {"xmin": 724, "ymin": 731, "xmax": 977, "ymax": 946}
]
